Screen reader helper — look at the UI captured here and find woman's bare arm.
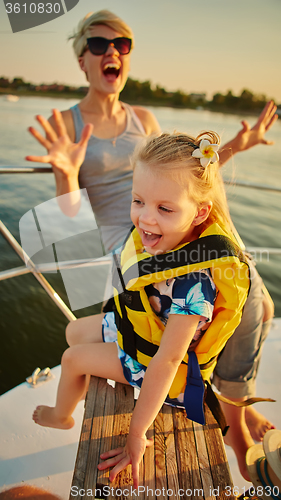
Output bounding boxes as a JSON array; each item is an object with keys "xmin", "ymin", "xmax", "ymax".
[
  {"xmin": 219, "ymin": 101, "xmax": 278, "ymax": 167},
  {"xmin": 26, "ymin": 109, "xmax": 92, "ymax": 215}
]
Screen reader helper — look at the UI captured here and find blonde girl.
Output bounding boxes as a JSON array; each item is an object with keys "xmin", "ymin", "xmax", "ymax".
[{"xmin": 33, "ymin": 130, "xmax": 251, "ymax": 485}]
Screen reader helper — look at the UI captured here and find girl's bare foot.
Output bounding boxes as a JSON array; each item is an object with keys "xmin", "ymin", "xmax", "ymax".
[
  {"xmin": 32, "ymin": 405, "xmax": 75, "ymax": 430},
  {"xmin": 245, "ymin": 406, "xmax": 275, "ymax": 441}
]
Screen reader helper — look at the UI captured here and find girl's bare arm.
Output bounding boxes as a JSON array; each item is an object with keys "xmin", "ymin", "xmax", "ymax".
[{"xmin": 98, "ymin": 313, "xmax": 200, "ymax": 488}]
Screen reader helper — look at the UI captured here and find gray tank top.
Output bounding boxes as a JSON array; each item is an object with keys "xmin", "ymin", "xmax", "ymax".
[{"xmin": 71, "ymin": 103, "xmax": 146, "ymax": 252}]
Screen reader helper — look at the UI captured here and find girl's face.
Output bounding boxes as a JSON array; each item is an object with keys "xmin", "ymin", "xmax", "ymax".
[
  {"xmin": 78, "ymin": 24, "xmax": 131, "ymax": 96},
  {"xmin": 131, "ymin": 162, "xmax": 211, "ymax": 255}
]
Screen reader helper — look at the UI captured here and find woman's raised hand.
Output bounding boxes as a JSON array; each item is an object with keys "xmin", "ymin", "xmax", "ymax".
[
  {"xmin": 234, "ymin": 100, "xmax": 278, "ymax": 152},
  {"xmin": 98, "ymin": 432, "xmax": 153, "ymax": 489},
  {"xmin": 26, "ymin": 109, "xmax": 93, "ymax": 179}
]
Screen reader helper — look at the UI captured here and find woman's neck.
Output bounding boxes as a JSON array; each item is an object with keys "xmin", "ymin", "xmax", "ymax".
[{"xmin": 80, "ymin": 88, "xmax": 123, "ymax": 118}]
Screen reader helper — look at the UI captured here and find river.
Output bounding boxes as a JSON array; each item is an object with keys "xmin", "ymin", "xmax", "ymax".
[{"xmin": 0, "ymin": 96, "xmax": 280, "ymax": 395}]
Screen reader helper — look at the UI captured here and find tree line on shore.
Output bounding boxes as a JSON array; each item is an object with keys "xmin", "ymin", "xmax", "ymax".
[{"xmin": 0, "ymin": 76, "xmax": 278, "ymax": 113}]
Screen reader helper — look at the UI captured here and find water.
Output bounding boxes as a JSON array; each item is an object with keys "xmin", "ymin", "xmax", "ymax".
[{"xmin": 0, "ymin": 96, "xmax": 281, "ymax": 395}]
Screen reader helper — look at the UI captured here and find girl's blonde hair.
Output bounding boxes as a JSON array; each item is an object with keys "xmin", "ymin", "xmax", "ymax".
[
  {"xmin": 132, "ymin": 131, "xmax": 233, "ymax": 235},
  {"xmin": 69, "ymin": 10, "xmax": 134, "ymax": 59}
]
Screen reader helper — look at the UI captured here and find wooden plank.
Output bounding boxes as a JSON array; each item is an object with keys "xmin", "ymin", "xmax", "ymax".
[
  {"xmin": 71, "ymin": 380, "xmax": 235, "ymax": 500},
  {"xmin": 143, "ymin": 422, "xmax": 155, "ymax": 498},
  {"xmin": 193, "ymin": 418, "xmax": 216, "ymax": 500},
  {"xmin": 172, "ymin": 407, "xmax": 204, "ymax": 500},
  {"xmin": 161, "ymin": 405, "xmax": 180, "ymax": 500},
  {"xmin": 203, "ymin": 406, "xmax": 235, "ymax": 500},
  {"xmin": 96, "ymin": 380, "xmax": 116, "ymax": 493},
  {"xmin": 154, "ymin": 409, "xmax": 168, "ymax": 500},
  {"xmin": 108, "ymin": 382, "xmax": 135, "ymax": 500},
  {"xmin": 70, "ymin": 376, "xmax": 99, "ymax": 500},
  {"xmin": 83, "ymin": 378, "xmax": 113, "ymax": 494},
  {"xmin": 138, "ymin": 452, "xmax": 145, "ymax": 500}
]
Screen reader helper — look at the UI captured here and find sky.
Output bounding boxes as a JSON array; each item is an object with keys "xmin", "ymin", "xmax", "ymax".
[{"xmin": 0, "ymin": 0, "xmax": 281, "ymax": 102}]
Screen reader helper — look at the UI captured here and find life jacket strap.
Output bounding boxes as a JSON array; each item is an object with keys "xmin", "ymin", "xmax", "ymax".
[
  {"xmin": 184, "ymin": 351, "xmax": 205, "ymax": 425},
  {"xmin": 204, "ymin": 381, "xmax": 229, "ymax": 436},
  {"xmin": 216, "ymin": 393, "xmax": 276, "ymax": 407},
  {"xmin": 183, "ymin": 351, "xmax": 229, "ymax": 435}
]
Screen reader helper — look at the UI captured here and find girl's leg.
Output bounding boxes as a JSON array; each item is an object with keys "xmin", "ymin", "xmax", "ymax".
[
  {"xmin": 66, "ymin": 313, "xmax": 105, "ymax": 346},
  {"xmin": 66, "ymin": 313, "xmax": 106, "ymax": 400},
  {"xmin": 33, "ymin": 342, "xmax": 128, "ymax": 429}
]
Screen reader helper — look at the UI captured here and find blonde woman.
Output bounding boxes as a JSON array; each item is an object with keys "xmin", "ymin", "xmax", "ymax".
[
  {"xmin": 27, "ymin": 10, "xmax": 276, "ymax": 481},
  {"xmin": 27, "ymin": 9, "xmax": 277, "ymax": 253}
]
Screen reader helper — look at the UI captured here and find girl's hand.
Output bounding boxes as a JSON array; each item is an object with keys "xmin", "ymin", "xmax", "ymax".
[
  {"xmin": 98, "ymin": 432, "xmax": 153, "ymax": 488},
  {"xmin": 234, "ymin": 100, "xmax": 278, "ymax": 152},
  {"xmin": 25, "ymin": 109, "xmax": 93, "ymax": 179}
]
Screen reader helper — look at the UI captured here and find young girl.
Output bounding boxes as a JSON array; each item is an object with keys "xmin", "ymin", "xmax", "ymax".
[{"xmin": 33, "ymin": 131, "xmax": 251, "ymax": 486}]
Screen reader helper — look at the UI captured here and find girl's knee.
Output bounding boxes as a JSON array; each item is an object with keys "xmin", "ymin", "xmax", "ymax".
[
  {"xmin": 65, "ymin": 321, "xmax": 79, "ymax": 346},
  {"xmin": 61, "ymin": 346, "xmax": 77, "ymax": 368}
]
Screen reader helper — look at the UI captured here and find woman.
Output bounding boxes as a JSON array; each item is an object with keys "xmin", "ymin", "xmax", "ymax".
[
  {"xmin": 27, "ymin": 9, "xmax": 278, "ymax": 253},
  {"xmin": 26, "ymin": 9, "xmax": 277, "ymax": 479}
]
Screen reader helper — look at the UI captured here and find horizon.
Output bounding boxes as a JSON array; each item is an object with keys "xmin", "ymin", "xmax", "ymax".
[
  {"xmin": 0, "ymin": 0, "xmax": 280, "ymax": 103},
  {"xmin": 2, "ymin": 75, "xmax": 279, "ymax": 108}
]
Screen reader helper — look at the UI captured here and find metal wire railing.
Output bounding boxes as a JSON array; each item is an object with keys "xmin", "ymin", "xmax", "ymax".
[{"xmin": 1, "ymin": 166, "xmax": 280, "ymax": 322}]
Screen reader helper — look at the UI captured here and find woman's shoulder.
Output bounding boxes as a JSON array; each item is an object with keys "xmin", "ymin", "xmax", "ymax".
[
  {"xmin": 131, "ymin": 105, "xmax": 161, "ymax": 136},
  {"xmin": 48, "ymin": 108, "xmax": 76, "ymax": 142}
]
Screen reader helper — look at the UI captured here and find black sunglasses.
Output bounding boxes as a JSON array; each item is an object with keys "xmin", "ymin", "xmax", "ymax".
[{"xmin": 86, "ymin": 37, "xmax": 132, "ymax": 56}]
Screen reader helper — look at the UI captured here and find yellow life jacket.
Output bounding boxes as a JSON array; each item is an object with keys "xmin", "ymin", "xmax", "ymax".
[{"xmin": 113, "ymin": 223, "xmax": 250, "ymax": 400}]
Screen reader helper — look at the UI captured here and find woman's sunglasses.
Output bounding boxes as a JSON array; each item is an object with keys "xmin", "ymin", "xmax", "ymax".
[{"xmin": 86, "ymin": 37, "xmax": 132, "ymax": 56}]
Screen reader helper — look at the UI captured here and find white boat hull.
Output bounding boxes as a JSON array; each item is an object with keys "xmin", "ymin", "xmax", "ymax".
[
  {"xmin": 0, "ymin": 319, "xmax": 281, "ymax": 498},
  {"xmin": 0, "ymin": 366, "xmax": 84, "ymax": 499}
]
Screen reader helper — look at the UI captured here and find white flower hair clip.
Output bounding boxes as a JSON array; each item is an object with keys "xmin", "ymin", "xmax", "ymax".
[{"xmin": 192, "ymin": 139, "xmax": 219, "ymax": 168}]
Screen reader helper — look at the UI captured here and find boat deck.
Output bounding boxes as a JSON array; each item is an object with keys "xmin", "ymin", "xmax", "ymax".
[
  {"xmin": 0, "ymin": 319, "xmax": 280, "ymax": 499},
  {"xmin": 70, "ymin": 377, "xmax": 234, "ymax": 500}
]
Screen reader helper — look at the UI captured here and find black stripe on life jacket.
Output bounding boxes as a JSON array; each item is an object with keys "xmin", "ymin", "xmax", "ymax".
[
  {"xmin": 122, "ymin": 234, "xmax": 245, "ymax": 287},
  {"xmin": 114, "ymin": 298, "xmax": 159, "ymax": 360}
]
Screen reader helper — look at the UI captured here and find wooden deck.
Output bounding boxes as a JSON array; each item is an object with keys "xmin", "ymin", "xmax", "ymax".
[{"xmin": 70, "ymin": 376, "xmax": 235, "ymax": 500}]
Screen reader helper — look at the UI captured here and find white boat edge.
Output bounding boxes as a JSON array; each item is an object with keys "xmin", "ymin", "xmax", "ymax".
[{"xmin": 0, "ymin": 319, "xmax": 281, "ymax": 499}]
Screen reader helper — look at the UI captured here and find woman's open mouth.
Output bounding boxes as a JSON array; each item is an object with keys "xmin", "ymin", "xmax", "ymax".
[
  {"xmin": 103, "ymin": 63, "xmax": 121, "ymax": 82},
  {"xmin": 142, "ymin": 230, "xmax": 162, "ymax": 248}
]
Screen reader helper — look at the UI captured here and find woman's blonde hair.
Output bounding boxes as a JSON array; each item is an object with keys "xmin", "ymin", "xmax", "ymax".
[
  {"xmin": 132, "ymin": 131, "xmax": 234, "ymax": 235},
  {"xmin": 69, "ymin": 10, "xmax": 134, "ymax": 59}
]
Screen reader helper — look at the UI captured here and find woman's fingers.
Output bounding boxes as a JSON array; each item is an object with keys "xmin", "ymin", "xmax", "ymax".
[
  {"xmin": 36, "ymin": 114, "xmax": 58, "ymax": 142},
  {"xmin": 28, "ymin": 126, "xmax": 51, "ymax": 150},
  {"xmin": 52, "ymin": 109, "xmax": 68, "ymax": 137},
  {"xmin": 265, "ymin": 112, "xmax": 278, "ymax": 132},
  {"xmin": 240, "ymin": 120, "xmax": 250, "ymax": 133},
  {"xmin": 255, "ymin": 101, "xmax": 277, "ymax": 129},
  {"xmin": 79, "ymin": 123, "xmax": 93, "ymax": 147},
  {"xmin": 25, "ymin": 154, "xmax": 51, "ymax": 164}
]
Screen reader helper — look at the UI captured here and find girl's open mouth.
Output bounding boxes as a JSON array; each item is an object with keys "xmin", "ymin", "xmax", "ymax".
[{"xmin": 142, "ymin": 230, "xmax": 162, "ymax": 248}]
